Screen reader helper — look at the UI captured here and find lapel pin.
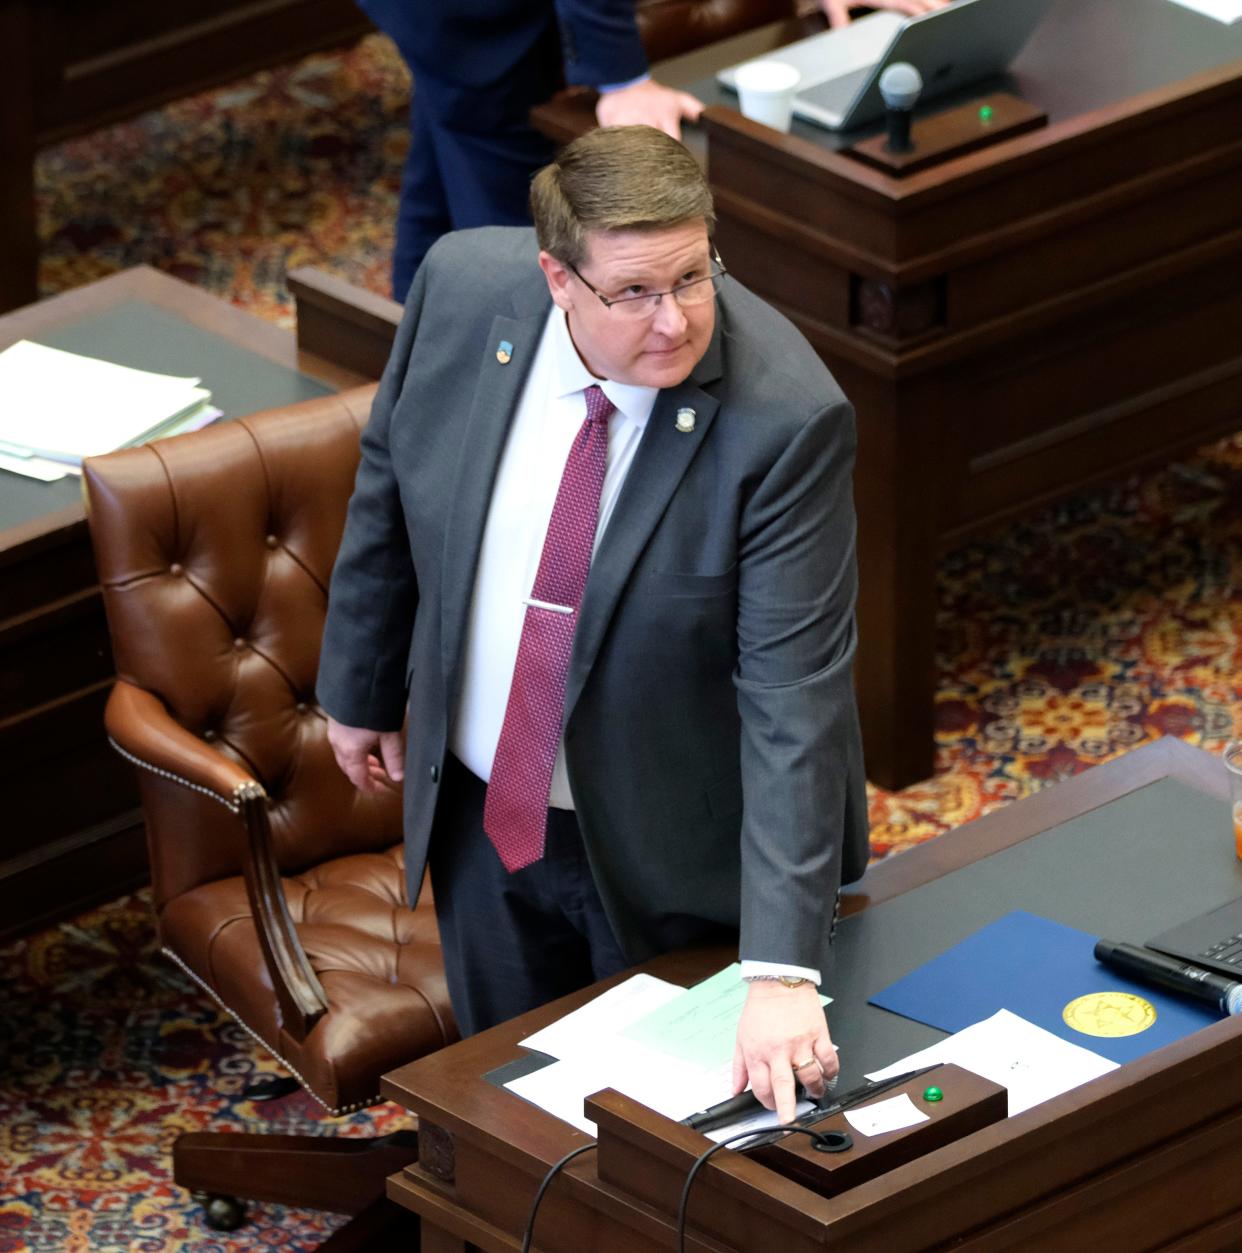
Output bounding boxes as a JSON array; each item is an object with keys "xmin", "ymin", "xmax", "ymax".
[
  {"xmin": 496, "ymin": 340, "xmax": 513, "ymax": 365},
  {"xmin": 675, "ymin": 407, "xmax": 696, "ymax": 433}
]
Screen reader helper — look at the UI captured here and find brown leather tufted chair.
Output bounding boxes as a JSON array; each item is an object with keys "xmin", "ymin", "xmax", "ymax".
[
  {"xmin": 635, "ymin": 0, "xmax": 802, "ymax": 62},
  {"xmin": 83, "ymin": 386, "xmax": 456, "ymax": 1247}
]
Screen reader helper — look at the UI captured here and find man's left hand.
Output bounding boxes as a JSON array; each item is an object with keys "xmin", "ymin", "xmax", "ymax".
[
  {"xmin": 732, "ymin": 980, "xmax": 839, "ymax": 1124},
  {"xmin": 595, "ymin": 78, "xmax": 704, "ymax": 140}
]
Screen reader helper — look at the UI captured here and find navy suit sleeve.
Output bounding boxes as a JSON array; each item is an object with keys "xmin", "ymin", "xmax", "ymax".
[
  {"xmin": 555, "ymin": 0, "xmax": 649, "ymax": 85},
  {"xmin": 359, "ymin": 1, "xmax": 649, "ymax": 87}
]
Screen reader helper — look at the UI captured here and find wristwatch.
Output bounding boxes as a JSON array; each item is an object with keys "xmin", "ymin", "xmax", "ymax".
[{"xmin": 744, "ymin": 974, "xmax": 811, "ymax": 988}]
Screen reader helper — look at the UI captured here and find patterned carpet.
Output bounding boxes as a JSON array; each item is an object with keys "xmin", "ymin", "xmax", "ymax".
[{"xmin": 5, "ymin": 29, "xmax": 1240, "ymax": 1253}]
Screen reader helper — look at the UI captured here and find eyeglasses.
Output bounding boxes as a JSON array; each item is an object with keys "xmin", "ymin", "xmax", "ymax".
[{"xmin": 569, "ymin": 247, "xmax": 727, "ymax": 321}]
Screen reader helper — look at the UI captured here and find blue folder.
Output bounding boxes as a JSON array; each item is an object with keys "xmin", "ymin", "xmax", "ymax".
[{"xmin": 868, "ymin": 910, "xmax": 1220, "ymax": 1064}]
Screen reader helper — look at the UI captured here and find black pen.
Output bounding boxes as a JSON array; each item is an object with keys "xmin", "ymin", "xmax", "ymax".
[
  {"xmin": 682, "ymin": 1084, "xmax": 817, "ymax": 1132},
  {"xmin": 793, "ymin": 1063, "xmax": 940, "ymax": 1128}
]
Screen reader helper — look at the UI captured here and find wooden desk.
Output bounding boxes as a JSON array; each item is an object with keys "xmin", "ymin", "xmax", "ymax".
[
  {"xmin": 535, "ymin": 0, "xmax": 1242, "ymax": 789},
  {"xmin": 382, "ymin": 737, "xmax": 1242, "ymax": 1251},
  {"xmin": 0, "ymin": 265, "xmax": 399, "ymax": 939}
]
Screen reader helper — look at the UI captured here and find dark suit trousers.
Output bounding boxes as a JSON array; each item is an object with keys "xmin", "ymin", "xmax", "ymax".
[
  {"xmin": 383, "ymin": 5, "xmax": 563, "ymax": 301},
  {"xmin": 429, "ymin": 754, "xmax": 631, "ymax": 1036},
  {"xmin": 395, "ymin": 80, "xmax": 555, "ymax": 302}
]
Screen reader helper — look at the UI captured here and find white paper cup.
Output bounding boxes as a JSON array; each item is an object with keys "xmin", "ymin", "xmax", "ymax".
[{"xmin": 733, "ymin": 60, "xmax": 801, "ymax": 133}]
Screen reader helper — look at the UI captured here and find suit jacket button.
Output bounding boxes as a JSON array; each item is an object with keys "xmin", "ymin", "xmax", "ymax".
[{"xmin": 430, "ymin": 764, "xmax": 440, "ymax": 783}]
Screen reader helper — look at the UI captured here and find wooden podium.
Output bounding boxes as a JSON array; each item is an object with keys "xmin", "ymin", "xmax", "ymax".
[
  {"xmin": 382, "ymin": 739, "xmax": 1242, "ymax": 1251},
  {"xmin": 533, "ymin": 0, "xmax": 1242, "ymax": 789}
]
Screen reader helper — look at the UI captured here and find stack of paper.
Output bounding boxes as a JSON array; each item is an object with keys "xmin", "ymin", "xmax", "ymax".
[
  {"xmin": 504, "ymin": 965, "xmax": 827, "ymax": 1138},
  {"xmin": 0, "ymin": 340, "xmax": 220, "ymax": 482},
  {"xmin": 505, "ymin": 973, "xmax": 730, "ymax": 1135}
]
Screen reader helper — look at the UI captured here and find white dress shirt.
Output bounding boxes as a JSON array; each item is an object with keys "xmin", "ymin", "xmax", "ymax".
[
  {"xmin": 448, "ymin": 306, "xmax": 820, "ymax": 986},
  {"xmin": 451, "ymin": 306, "xmax": 656, "ymax": 806}
]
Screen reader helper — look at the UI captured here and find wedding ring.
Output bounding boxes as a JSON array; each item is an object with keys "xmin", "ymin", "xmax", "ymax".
[{"xmin": 793, "ymin": 1056, "xmax": 819, "ymax": 1072}]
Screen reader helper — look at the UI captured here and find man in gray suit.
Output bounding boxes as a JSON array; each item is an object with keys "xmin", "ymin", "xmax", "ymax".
[{"xmin": 317, "ymin": 125, "xmax": 868, "ymax": 1122}]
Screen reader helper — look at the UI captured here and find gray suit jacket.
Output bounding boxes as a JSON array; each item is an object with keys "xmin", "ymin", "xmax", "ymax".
[{"xmin": 317, "ymin": 226, "xmax": 869, "ymax": 973}]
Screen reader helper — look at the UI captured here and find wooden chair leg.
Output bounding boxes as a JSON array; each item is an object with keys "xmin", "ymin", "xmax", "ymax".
[{"xmin": 174, "ymin": 1129, "xmax": 419, "ymax": 1214}]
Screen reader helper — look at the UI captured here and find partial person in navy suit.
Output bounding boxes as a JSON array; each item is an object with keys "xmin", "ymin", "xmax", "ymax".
[
  {"xmin": 358, "ymin": 0, "xmax": 703, "ymax": 302},
  {"xmin": 360, "ymin": 0, "xmax": 947, "ymax": 302}
]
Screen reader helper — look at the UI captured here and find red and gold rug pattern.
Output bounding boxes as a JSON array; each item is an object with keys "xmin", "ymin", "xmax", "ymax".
[
  {"xmin": 37, "ymin": 34, "xmax": 412, "ymax": 329},
  {"xmin": 8, "ymin": 28, "xmax": 1241, "ymax": 1253}
]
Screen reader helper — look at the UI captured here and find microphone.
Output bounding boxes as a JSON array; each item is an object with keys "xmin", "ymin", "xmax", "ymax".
[
  {"xmin": 878, "ymin": 62, "xmax": 923, "ymax": 154},
  {"xmin": 1093, "ymin": 939, "xmax": 1242, "ymax": 1016}
]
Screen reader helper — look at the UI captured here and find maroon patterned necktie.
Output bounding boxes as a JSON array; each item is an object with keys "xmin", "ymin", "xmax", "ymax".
[{"xmin": 483, "ymin": 384, "xmax": 616, "ymax": 871}]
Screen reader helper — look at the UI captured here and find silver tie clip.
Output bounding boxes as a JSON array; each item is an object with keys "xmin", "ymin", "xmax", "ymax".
[{"xmin": 523, "ymin": 597, "xmax": 574, "ymax": 615}]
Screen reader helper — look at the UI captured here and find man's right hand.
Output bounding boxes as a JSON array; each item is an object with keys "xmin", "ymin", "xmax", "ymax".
[
  {"xmin": 595, "ymin": 78, "xmax": 704, "ymax": 140},
  {"xmin": 820, "ymin": 0, "xmax": 949, "ymax": 28},
  {"xmin": 326, "ymin": 717, "xmax": 405, "ymax": 793}
]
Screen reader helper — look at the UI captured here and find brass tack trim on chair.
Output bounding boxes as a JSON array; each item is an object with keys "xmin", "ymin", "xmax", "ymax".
[
  {"xmin": 232, "ymin": 780, "xmax": 268, "ymax": 805},
  {"xmin": 162, "ymin": 947, "xmax": 382, "ymax": 1116},
  {"xmin": 108, "ymin": 738, "xmax": 247, "ymax": 814}
]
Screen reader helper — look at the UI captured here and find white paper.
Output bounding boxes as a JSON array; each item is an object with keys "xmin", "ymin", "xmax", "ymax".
[
  {"xmin": 519, "ymin": 973, "xmax": 686, "ymax": 1059},
  {"xmin": 0, "ymin": 449, "xmax": 68, "ymax": 481},
  {"xmin": 844, "ymin": 1092, "xmax": 930, "ymax": 1137},
  {"xmin": 0, "ymin": 340, "xmax": 210, "ymax": 461},
  {"xmin": 505, "ymin": 1037, "xmax": 732, "ymax": 1136},
  {"xmin": 505, "ymin": 1059, "xmax": 603, "ymax": 1135},
  {"xmin": 1167, "ymin": 0, "xmax": 1242, "ymax": 22},
  {"xmin": 511, "ymin": 966, "xmax": 830, "ymax": 1138},
  {"xmin": 866, "ymin": 1009, "xmax": 1118, "ymax": 1116}
]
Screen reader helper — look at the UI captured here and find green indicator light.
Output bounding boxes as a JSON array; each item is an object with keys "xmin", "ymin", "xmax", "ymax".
[
  {"xmin": 923, "ymin": 1086, "xmax": 944, "ymax": 1103},
  {"xmin": 979, "ymin": 105, "xmax": 994, "ymax": 124}
]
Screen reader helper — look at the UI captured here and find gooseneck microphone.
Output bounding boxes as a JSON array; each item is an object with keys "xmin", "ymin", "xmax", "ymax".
[
  {"xmin": 1094, "ymin": 939, "xmax": 1242, "ymax": 1016},
  {"xmin": 878, "ymin": 62, "xmax": 923, "ymax": 154}
]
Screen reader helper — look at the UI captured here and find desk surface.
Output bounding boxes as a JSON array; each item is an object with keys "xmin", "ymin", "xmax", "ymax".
[
  {"xmin": 383, "ymin": 738, "xmax": 1242, "ymax": 1250},
  {"xmin": 830, "ymin": 760, "xmax": 1241, "ymax": 1085},
  {"xmin": 676, "ymin": 0, "xmax": 1242, "ymax": 149},
  {"xmin": 0, "ymin": 266, "xmax": 365, "ymax": 546}
]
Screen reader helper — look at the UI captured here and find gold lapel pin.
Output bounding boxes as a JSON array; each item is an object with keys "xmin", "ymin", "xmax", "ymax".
[
  {"xmin": 675, "ymin": 407, "xmax": 696, "ymax": 433},
  {"xmin": 496, "ymin": 340, "xmax": 513, "ymax": 365}
]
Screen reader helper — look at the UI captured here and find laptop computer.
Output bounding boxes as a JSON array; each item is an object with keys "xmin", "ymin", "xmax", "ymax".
[
  {"xmin": 716, "ymin": 0, "xmax": 1053, "ymax": 132},
  {"xmin": 1148, "ymin": 897, "xmax": 1242, "ymax": 980}
]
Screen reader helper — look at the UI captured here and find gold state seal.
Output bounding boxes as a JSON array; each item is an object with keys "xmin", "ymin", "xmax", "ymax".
[{"xmin": 1062, "ymin": 991, "xmax": 1157, "ymax": 1037}]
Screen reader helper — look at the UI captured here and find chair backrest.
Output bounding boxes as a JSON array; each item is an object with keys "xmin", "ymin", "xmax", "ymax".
[
  {"xmin": 84, "ymin": 387, "xmax": 401, "ymax": 908},
  {"xmin": 635, "ymin": 0, "xmax": 800, "ymax": 63}
]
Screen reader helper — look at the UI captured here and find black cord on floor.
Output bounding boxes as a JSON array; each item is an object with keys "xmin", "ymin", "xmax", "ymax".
[
  {"xmin": 520, "ymin": 1140, "xmax": 598, "ymax": 1253},
  {"xmin": 676, "ymin": 1125, "xmax": 839, "ymax": 1253}
]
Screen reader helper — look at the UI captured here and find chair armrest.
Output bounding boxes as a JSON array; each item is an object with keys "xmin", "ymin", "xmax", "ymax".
[
  {"xmin": 105, "ymin": 681, "xmax": 257, "ymax": 808},
  {"xmin": 105, "ymin": 680, "xmax": 329, "ymax": 1039}
]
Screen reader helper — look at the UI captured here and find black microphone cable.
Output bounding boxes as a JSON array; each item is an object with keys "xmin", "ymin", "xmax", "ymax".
[
  {"xmin": 676, "ymin": 1124, "xmax": 849, "ymax": 1253},
  {"xmin": 520, "ymin": 1140, "xmax": 598, "ymax": 1253}
]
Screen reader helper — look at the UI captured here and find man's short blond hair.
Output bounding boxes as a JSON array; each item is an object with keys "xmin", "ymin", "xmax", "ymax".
[{"xmin": 530, "ymin": 126, "xmax": 715, "ymax": 269}]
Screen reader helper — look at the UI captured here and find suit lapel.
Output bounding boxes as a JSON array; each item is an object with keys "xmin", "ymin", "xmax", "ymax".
[
  {"xmin": 563, "ymin": 328, "xmax": 725, "ymax": 725},
  {"xmin": 440, "ymin": 294, "xmax": 549, "ymax": 703}
]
